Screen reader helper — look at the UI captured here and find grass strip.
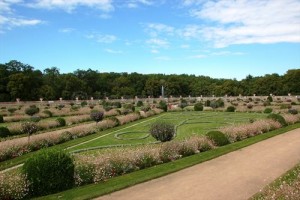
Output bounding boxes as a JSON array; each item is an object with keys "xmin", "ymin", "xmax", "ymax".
[
  {"xmin": 251, "ymin": 163, "xmax": 300, "ymax": 199},
  {"xmin": 36, "ymin": 123, "xmax": 300, "ymax": 200}
]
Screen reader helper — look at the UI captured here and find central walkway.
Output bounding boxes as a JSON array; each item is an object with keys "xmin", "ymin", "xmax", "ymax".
[{"xmin": 96, "ymin": 128, "xmax": 300, "ymax": 200}]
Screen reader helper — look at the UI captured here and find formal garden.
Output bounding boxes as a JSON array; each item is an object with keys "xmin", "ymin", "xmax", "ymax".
[{"xmin": 0, "ymin": 95, "xmax": 299, "ymax": 199}]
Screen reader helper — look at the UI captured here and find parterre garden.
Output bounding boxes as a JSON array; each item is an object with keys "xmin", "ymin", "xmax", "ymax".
[{"xmin": 0, "ymin": 96, "xmax": 300, "ymax": 199}]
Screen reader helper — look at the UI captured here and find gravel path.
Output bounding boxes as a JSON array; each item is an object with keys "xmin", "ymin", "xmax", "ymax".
[{"xmin": 96, "ymin": 128, "xmax": 300, "ymax": 200}]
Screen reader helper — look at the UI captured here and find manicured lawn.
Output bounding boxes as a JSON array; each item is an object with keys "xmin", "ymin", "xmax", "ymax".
[
  {"xmin": 36, "ymin": 123, "xmax": 300, "ymax": 200},
  {"xmin": 67, "ymin": 111, "xmax": 266, "ymax": 151}
]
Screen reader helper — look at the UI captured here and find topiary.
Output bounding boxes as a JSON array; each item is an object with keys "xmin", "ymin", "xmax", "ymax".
[
  {"xmin": 56, "ymin": 117, "xmax": 66, "ymax": 127},
  {"xmin": 206, "ymin": 131, "xmax": 230, "ymax": 146},
  {"xmin": 0, "ymin": 115, "xmax": 3, "ymax": 123},
  {"xmin": 149, "ymin": 121, "xmax": 175, "ymax": 142},
  {"xmin": 288, "ymin": 109, "xmax": 298, "ymax": 115},
  {"xmin": 136, "ymin": 100, "xmax": 144, "ymax": 107},
  {"xmin": 226, "ymin": 106, "xmax": 236, "ymax": 112},
  {"xmin": 25, "ymin": 107, "xmax": 40, "ymax": 116},
  {"xmin": 158, "ymin": 100, "xmax": 167, "ymax": 112},
  {"xmin": 267, "ymin": 96, "xmax": 273, "ymax": 102},
  {"xmin": 267, "ymin": 113, "xmax": 287, "ymax": 127},
  {"xmin": 263, "ymin": 108, "xmax": 273, "ymax": 114},
  {"xmin": 7, "ymin": 107, "xmax": 17, "ymax": 114},
  {"xmin": 22, "ymin": 148, "xmax": 75, "ymax": 197},
  {"xmin": 194, "ymin": 102, "xmax": 203, "ymax": 111},
  {"xmin": 0, "ymin": 127, "xmax": 10, "ymax": 137},
  {"xmin": 90, "ymin": 110, "xmax": 104, "ymax": 124},
  {"xmin": 81, "ymin": 101, "xmax": 88, "ymax": 107},
  {"xmin": 42, "ymin": 110, "xmax": 53, "ymax": 117}
]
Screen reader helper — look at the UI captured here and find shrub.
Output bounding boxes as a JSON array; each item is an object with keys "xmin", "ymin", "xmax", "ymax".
[
  {"xmin": 267, "ymin": 113, "xmax": 287, "ymax": 127},
  {"xmin": 226, "ymin": 106, "xmax": 236, "ymax": 112},
  {"xmin": 113, "ymin": 101, "xmax": 122, "ymax": 108},
  {"xmin": 247, "ymin": 103, "xmax": 253, "ymax": 109},
  {"xmin": 179, "ymin": 99, "xmax": 188, "ymax": 109},
  {"xmin": 264, "ymin": 108, "xmax": 273, "ymax": 114},
  {"xmin": 205, "ymin": 100, "xmax": 211, "ymax": 107},
  {"xmin": 0, "ymin": 115, "xmax": 3, "ymax": 123},
  {"xmin": 194, "ymin": 102, "xmax": 203, "ymax": 111},
  {"xmin": 150, "ymin": 122, "xmax": 175, "ymax": 142},
  {"xmin": 56, "ymin": 117, "xmax": 66, "ymax": 127},
  {"xmin": 90, "ymin": 111, "xmax": 104, "ymax": 124},
  {"xmin": 25, "ymin": 107, "xmax": 39, "ymax": 116},
  {"xmin": 136, "ymin": 100, "xmax": 143, "ymax": 107},
  {"xmin": 81, "ymin": 101, "xmax": 88, "ymax": 107},
  {"xmin": 7, "ymin": 107, "xmax": 17, "ymax": 114},
  {"xmin": 267, "ymin": 96, "xmax": 273, "ymax": 102},
  {"xmin": 22, "ymin": 148, "xmax": 74, "ymax": 197},
  {"xmin": 123, "ymin": 103, "xmax": 135, "ymax": 111},
  {"xmin": 158, "ymin": 100, "xmax": 167, "ymax": 112},
  {"xmin": 30, "ymin": 116, "xmax": 41, "ymax": 122},
  {"xmin": 21, "ymin": 122, "xmax": 38, "ymax": 135},
  {"xmin": 263, "ymin": 101, "xmax": 271, "ymax": 106},
  {"xmin": 288, "ymin": 109, "xmax": 298, "ymax": 115},
  {"xmin": 0, "ymin": 127, "xmax": 10, "ymax": 137},
  {"xmin": 42, "ymin": 110, "xmax": 53, "ymax": 117},
  {"xmin": 206, "ymin": 131, "xmax": 229, "ymax": 146}
]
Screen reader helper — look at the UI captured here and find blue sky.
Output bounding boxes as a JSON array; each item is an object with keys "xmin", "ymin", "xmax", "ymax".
[{"xmin": 0, "ymin": 0, "xmax": 299, "ymax": 80}]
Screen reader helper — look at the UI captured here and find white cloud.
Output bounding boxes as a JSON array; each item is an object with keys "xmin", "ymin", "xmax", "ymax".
[
  {"xmin": 211, "ymin": 51, "xmax": 244, "ymax": 56},
  {"xmin": 86, "ymin": 33, "xmax": 117, "ymax": 43},
  {"xmin": 146, "ymin": 23, "xmax": 174, "ymax": 37},
  {"xmin": 182, "ymin": 0, "xmax": 206, "ymax": 6},
  {"xmin": 104, "ymin": 48, "xmax": 123, "ymax": 54},
  {"xmin": 188, "ymin": 0, "xmax": 300, "ymax": 47},
  {"xmin": 0, "ymin": 0, "xmax": 43, "ymax": 32},
  {"xmin": 27, "ymin": 0, "xmax": 114, "ymax": 13},
  {"xmin": 59, "ymin": 28, "xmax": 75, "ymax": 33},
  {"xmin": 146, "ymin": 38, "xmax": 169, "ymax": 48}
]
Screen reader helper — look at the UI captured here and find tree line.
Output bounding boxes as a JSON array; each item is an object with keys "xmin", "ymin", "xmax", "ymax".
[{"xmin": 0, "ymin": 60, "xmax": 299, "ymax": 101}]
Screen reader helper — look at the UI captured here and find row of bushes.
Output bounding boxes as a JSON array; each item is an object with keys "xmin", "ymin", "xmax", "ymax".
[
  {"xmin": 0, "ymin": 109, "xmax": 163, "ymax": 162},
  {"xmin": 1, "ymin": 113, "xmax": 299, "ymax": 199}
]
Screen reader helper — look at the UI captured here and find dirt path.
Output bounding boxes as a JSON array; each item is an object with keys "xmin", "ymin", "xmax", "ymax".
[{"xmin": 96, "ymin": 128, "xmax": 300, "ymax": 200}]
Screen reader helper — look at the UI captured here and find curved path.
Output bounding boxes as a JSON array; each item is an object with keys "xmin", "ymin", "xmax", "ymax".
[{"xmin": 96, "ymin": 128, "xmax": 300, "ymax": 200}]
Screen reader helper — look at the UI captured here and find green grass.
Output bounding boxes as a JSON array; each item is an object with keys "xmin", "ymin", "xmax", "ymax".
[
  {"xmin": 0, "ymin": 114, "xmax": 165, "ymax": 171},
  {"xmin": 36, "ymin": 123, "xmax": 300, "ymax": 200},
  {"xmin": 68, "ymin": 112, "xmax": 265, "ymax": 151},
  {"xmin": 251, "ymin": 163, "xmax": 300, "ymax": 200},
  {"xmin": 0, "ymin": 112, "xmax": 266, "ymax": 170}
]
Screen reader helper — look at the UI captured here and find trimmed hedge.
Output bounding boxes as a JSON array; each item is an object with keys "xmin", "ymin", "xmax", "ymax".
[
  {"xmin": 267, "ymin": 113, "xmax": 287, "ymax": 127},
  {"xmin": 206, "ymin": 131, "xmax": 230, "ymax": 146},
  {"xmin": 0, "ymin": 127, "xmax": 10, "ymax": 137},
  {"xmin": 56, "ymin": 117, "xmax": 66, "ymax": 127},
  {"xmin": 22, "ymin": 148, "xmax": 75, "ymax": 197},
  {"xmin": 194, "ymin": 102, "xmax": 203, "ymax": 111}
]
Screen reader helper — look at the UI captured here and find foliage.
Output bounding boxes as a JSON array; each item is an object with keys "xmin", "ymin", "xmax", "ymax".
[
  {"xmin": 56, "ymin": 117, "xmax": 66, "ymax": 127},
  {"xmin": 0, "ymin": 115, "xmax": 3, "ymax": 123},
  {"xmin": 267, "ymin": 113, "xmax": 287, "ymax": 127},
  {"xmin": 81, "ymin": 101, "xmax": 88, "ymax": 107},
  {"xmin": 90, "ymin": 110, "xmax": 104, "ymax": 124},
  {"xmin": 21, "ymin": 122, "xmax": 38, "ymax": 135},
  {"xmin": 179, "ymin": 99, "xmax": 188, "ymax": 109},
  {"xmin": 194, "ymin": 102, "xmax": 203, "ymax": 111},
  {"xmin": 136, "ymin": 100, "xmax": 143, "ymax": 107},
  {"xmin": 1, "ymin": 60, "xmax": 300, "ymax": 101},
  {"xmin": 267, "ymin": 96, "xmax": 273, "ymax": 102},
  {"xmin": 7, "ymin": 107, "xmax": 17, "ymax": 114},
  {"xmin": 25, "ymin": 107, "xmax": 39, "ymax": 116},
  {"xmin": 30, "ymin": 116, "xmax": 41, "ymax": 122},
  {"xmin": 0, "ymin": 127, "xmax": 10, "ymax": 137},
  {"xmin": 158, "ymin": 100, "xmax": 167, "ymax": 112},
  {"xmin": 288, "ymin": 109, "xmax": 298, "ymax": 115},
  {"xmin": 206, "ymin": 131, "xmax": 230, "ymax": 146},
  {"xmin": 264, "ymin": 107, "xmax": 273, "ymax": 113},
  {"xmin": 22, "ymin": 148, "xmax": 75, "ymax": 197},
  {"xmin": 226, "ymin": 106, "xmax": 236, "ymax": 112},
  {"xmin": 42, "ymin": 110, "xmax": 53, "ymax": 117},
  {"xmin": 149, "ymin": 121, "xmax": 175, "ymax": 142}
]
